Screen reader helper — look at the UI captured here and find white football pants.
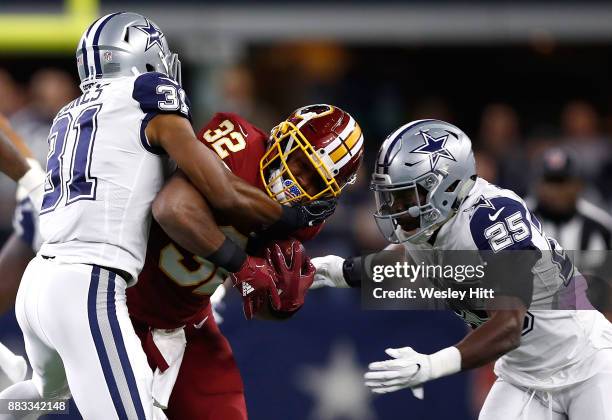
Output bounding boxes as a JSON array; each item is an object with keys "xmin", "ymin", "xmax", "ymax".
[
  {"xmin": 0, "ymin": 256, "xmax": 153, "ymax": 420},
  {"xmin": 479, "ymin": 350, "xmax": 612, "ymax": 420}
]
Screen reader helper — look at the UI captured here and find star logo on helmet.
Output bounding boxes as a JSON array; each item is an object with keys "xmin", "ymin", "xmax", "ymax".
[
  {"xmin": 410, "ymin": 131, "xmax": 456, "ymax": 171},
  {"xmin": 134, "ymin": 18, "xmax": 164, "ymax": 52}
]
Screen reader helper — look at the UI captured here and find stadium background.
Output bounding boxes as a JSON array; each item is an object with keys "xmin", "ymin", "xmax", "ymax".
[{"xmin": 0, "ymin": 1, "xmax": 611, "ymax": 419}]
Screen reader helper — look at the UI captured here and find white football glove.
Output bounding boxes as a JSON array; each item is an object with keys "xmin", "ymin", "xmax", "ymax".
[
  {"xmin": 310, "ymin": 255, "xmax": 349, "ymax": 289},
  {"xmin": 16, "ymin": 158, "xmax": 45, "ymax": 211},
  {"xmin": 364, "ymin": 346, "xmax": 461, "ymax": 398}
]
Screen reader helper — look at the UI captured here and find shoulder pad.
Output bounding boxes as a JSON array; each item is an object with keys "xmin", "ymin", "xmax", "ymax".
[
  {"xmin": 132, "ymin": 72, "xmax": 191, "ymax": 120},
  {"xmin": 468, "ymin": 195, "xmax": 534, "ymax": 252}
]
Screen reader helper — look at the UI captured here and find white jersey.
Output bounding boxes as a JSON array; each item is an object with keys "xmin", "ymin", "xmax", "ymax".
[
  {"xmin": 405, "ymin": 177, "xmax": 612, "ymax": 390},
  {"xmin": 38, "ymin": 72, "xmax": 189, "ymax": 282}
]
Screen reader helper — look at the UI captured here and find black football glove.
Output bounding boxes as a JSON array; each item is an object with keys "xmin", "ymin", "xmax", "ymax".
[
  {"xmin": 256, "ymin": 197, "xmax": 337, "ymax": 240},
  {"xmin": 295, "ymin": 198, "xmax": 337, "ymax": 227}
]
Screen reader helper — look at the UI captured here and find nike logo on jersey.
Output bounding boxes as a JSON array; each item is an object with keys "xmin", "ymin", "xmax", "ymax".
[
  {"xmin": 193, "ymin": 315, "xmax": 209, "ymax": 329},
  {"xmin": 238, "ymin": 124, "xmax": 248, "ymax": 138},
  {"xmin": 242, "ymin": 282, "xmax": 255, "ymax": 296},
  {"xmin": 488, "ymin": 207, "xmax": 505, "ymax": 221},
  {"xmin": 159, "ymin": 76, "xmax": 177, "ymax": 84}
]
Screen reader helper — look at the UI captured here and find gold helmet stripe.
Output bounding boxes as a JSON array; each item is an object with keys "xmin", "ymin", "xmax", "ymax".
[
  {"xmin": 336, "ymin": 133, "xmax": 364, "ymax": 168},
  {"xmin": 329, "ymin": 124, "xmax": 362, "ymax": 163}
]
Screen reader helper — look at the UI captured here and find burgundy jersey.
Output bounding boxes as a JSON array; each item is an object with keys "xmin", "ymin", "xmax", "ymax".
[{"xmin": 127, "ymin": 113, "xmax": 321, "ymax": 329}]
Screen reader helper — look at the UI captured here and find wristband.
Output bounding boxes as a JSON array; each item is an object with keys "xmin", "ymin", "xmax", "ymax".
[
  {"xmin": 206, "ymin": 237, "xmax": 247, "ymax": 273},
  {"xmin": 429, "ymin": 346, "xmax": 462, "ymax": 379},
  {"xmin": 342, "ymin": 253, "xmax": 382, "ymax": 288},
  {"xmin": 342, "ymin": 257, "xmax": 362, "ymax": 288}
]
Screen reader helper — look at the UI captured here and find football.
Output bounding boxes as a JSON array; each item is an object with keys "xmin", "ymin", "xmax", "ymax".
[{"xmin": 256, "ymin": 239, "xmax": 309, "ymax": 321}]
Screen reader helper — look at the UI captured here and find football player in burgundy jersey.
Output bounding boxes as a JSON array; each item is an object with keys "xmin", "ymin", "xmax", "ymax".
[{"xmin": 127, "ymin": 104, "xmax": 364, "ymax": 419}]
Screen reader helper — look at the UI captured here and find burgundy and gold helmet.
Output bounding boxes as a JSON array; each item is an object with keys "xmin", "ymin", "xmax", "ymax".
[{"xmin": 260, "ymin": 104, "xmax": 364, "ymax": 204}]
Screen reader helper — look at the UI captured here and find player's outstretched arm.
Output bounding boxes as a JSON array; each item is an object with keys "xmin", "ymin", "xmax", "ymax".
[{"xmin": 364, "ymin": 298, "xmax": 527, "ymax": 396}]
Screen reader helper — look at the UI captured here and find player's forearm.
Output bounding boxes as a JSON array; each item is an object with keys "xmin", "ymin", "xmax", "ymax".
[
  {"xmin": 0, "ymin": 130, "xmax": 30, "ymax": 182},
  {"xmin": 455, "ymin": 307, "xmax": 524, "ymax": 370},
  {"xmin": 225, "ymin": 170, "xmax": 284, "ymax": 228},
  {"xmin": 0, "ymin": 114, "xmax": 33, "ymax": 159},
  {"xmin": 154, "ymin": 171, "xmax": 237, "ymax": 260},
  {"xmin": 167, "ymin": 142, "xmax": 282, "ymax": 229}
]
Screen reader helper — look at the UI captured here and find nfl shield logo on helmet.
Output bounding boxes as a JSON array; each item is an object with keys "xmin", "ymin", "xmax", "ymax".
[{"xmin": 103, "ymin": 51, "xmax": 113, "ymax": 62}]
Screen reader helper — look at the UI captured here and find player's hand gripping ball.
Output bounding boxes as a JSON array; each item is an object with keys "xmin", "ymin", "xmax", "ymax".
[
  {"xmin": 259, "ymin": 239, "xmax": 315, "ymax": 320},
  {"xmin": 231, "ymin": 255, "xmax": 282, "ymax": 320}
]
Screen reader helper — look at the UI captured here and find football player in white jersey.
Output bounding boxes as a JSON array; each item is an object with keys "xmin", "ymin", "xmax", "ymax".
[
  {"xmin": 312, "ymin": 120, "xmax": 612, "ymax": 419},
  {"xmin": 0, "ymin": 13, "xmax": 334, "ymax": 420}
]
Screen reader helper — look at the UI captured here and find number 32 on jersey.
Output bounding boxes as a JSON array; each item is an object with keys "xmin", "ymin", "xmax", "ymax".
[{"xmin": 202, "ymin": 119, "xmax": 246, "ymax": 159}]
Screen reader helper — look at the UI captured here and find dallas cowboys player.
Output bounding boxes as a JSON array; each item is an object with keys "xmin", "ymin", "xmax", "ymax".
[
  {"xmin": 312, "ymin": 120, "xmax": 612, "ymax": 419},
  {"xmin": 0, "ymin": 13, "xmax": 330, "ymax": 420}
]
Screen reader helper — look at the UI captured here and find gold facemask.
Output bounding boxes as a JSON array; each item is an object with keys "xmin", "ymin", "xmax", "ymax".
[{"xmin": 260, "ymin": 121, "xmax": 341, "ymax": 204}]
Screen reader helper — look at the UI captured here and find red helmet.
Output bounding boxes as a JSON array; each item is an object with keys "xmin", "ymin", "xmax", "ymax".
[{"xmin": 260, "ymin": 104, "xmax": 364, "ymax": 204}]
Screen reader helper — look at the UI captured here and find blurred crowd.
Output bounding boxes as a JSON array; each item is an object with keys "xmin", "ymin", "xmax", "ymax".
[{"xmin": 1, "ymin": 61, "xmax": 612, "ymax": 260}]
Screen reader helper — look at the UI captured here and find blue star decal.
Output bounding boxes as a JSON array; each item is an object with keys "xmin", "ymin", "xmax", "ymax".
[
  {"xmin": 134, "ymin": 18, "xmax": 165, "ymax": 52},
  {"xmin": 410, "ymin": 131, "xmax": 456, "ymax": 171},
  {"xmin": 463, "ymin": 195, "xmax": 495, "ymax": 218}
]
